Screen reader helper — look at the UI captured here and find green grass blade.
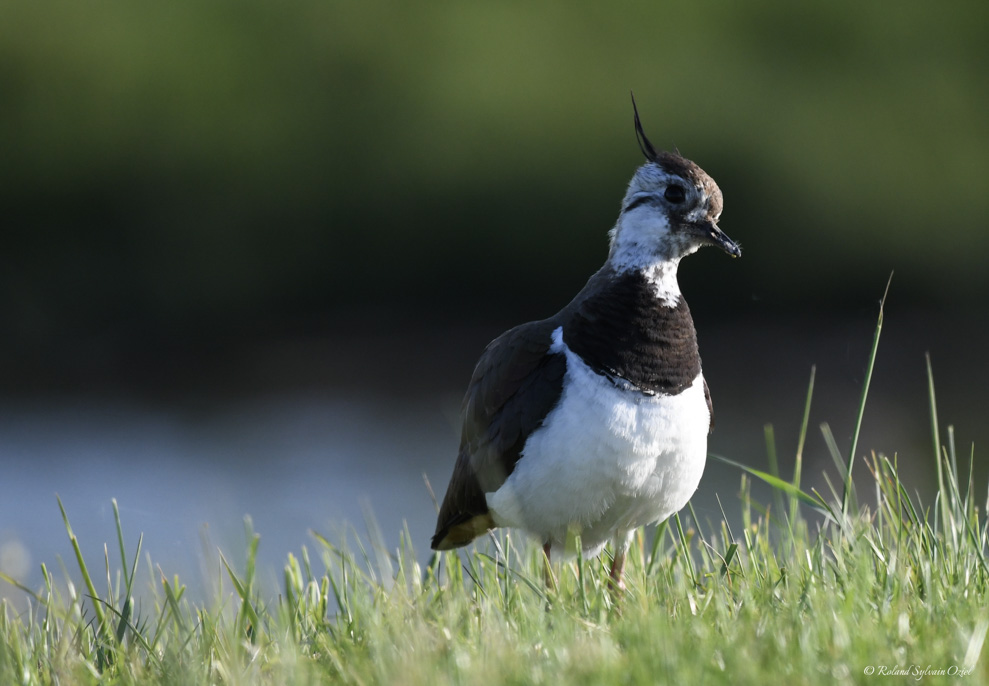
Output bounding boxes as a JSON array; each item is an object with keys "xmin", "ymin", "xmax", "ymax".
[
  {"xmin": 963, "ymin": 618, "xmax": 989, "ymax": 670},
  {"xmin": 160, "ymin": 568, "xmax": 188, "ymax": 633},
  {"xmin": 927, "ymin": 353, "xmax": 951, "ymax": 536},
  {"xmin": 0, "ymin": 571, "xmax": 44, "ymax": 605},
  {"xmin": 710, "ymin": 453, "xmax": 829, "ymax": 515},
  {"xmin": 720, "ymin": 542, "xmax": 739, "ymax": 577},
  {"xmin": 672, "ymin": 513, "xmax": 696, "ymax": 584},
  {"xmin": 57, "ymin": 495, "xmax": 111, "ymax": 642},
  {"xmin": 790, "ymin": 365, "xmax": 816, "ymax": 525},
  {"xmin": 843, "ymin": 274, "xmax": 891, "ymax": 517},
  {"xmin": 112, "ymin": 499, "xmax": 129, "ymax": 590},
  {"xmin": 645, "ymin": 519, "xmax": 669, "ymax": 578},
  {"xmin": 820, "ymin": 423, "xmax": 845, "ymax": 477},
  {"xmin": 220, "ymin": 544, "xmax": 261, "ymax": 643},
  {"xmin": 764, "ymin": 423, "xmax": 786, "ymax": 521}
]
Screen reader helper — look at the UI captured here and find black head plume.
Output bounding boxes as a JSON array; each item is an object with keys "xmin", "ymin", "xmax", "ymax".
[{"xmin": 630, "ymin": 92, "xmax": 659, "ymax": 163}]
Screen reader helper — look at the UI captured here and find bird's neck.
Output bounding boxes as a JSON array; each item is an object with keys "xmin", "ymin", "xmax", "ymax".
[
  {"xmin": 603, "ymin": 257, "xmax": 682, "ymax": 308},
  {"xmin": 606, "ymin": 216, "xmax": 682, "ymax": 307},
  {"xmin": 638, "ymin": 260, "xmax": 682, "ymax": 308},
  {"xmin": 562, "ymin": 269, "xmax": 700, "ymax": 395}
]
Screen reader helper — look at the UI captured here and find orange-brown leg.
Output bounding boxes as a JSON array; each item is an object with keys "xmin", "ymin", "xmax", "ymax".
[
  {"xmin": 608, "ymin": 532, "xmax": 634, "ymax": 595},
  {"xmin": 609, "ymin": 553, "xmax": 626, "ymax": 590}
]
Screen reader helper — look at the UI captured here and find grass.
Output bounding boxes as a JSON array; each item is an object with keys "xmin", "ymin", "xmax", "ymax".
[{"xmin": 2, "ymin": 303, "xmax": 988, "ymax": 685}]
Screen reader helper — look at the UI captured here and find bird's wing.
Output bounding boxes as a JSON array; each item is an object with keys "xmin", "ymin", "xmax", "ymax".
[
  {"xmin": 431, "ymin": 319, "xmax": 565, "ymax": 550},
  {"xmin": 703, "ymin": 376, "xmax": 714, "ymax": 433}
]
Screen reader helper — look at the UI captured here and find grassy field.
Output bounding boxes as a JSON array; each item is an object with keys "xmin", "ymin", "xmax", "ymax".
[{"xmin": 2, "ymin": 310, "xmax": 988, "ymax": 685}]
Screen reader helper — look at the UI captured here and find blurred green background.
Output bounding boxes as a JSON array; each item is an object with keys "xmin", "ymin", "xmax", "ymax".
[{"xmin": 2, "ymin": 0, "xmax": 987, "ymax": 393}]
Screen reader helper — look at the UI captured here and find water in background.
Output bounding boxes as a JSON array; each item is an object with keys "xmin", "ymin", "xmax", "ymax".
[
  {"xmin": 1, "ymin": 311, "xmax": 985, "ymax": 607},
  {"xmin": 0, "ymin": 393, "xmax": 458, "ymax": 605}
]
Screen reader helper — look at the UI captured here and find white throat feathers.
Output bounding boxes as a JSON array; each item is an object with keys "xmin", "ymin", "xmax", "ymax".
[{"xmin": 607, "ymin": 211, "xmax": 686, "ymax": 307}]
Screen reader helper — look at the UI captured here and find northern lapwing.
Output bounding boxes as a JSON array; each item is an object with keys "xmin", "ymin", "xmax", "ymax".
[{"xmin": 431, "ymin": 96, "xmax": 741, "ymax": 589}]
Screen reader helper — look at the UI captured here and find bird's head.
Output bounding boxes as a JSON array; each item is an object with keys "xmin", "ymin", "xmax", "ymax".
[{"xmin": 608, "ymin": 96, "xmax": 741, "ymax": 270}]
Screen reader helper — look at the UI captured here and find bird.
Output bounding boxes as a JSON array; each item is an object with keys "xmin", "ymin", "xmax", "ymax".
[{"xmin": 430, "ymin": 95, "xmax": 740, "ymax": 589}]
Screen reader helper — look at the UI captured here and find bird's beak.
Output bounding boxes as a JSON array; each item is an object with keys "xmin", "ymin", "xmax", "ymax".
[{"xmin": 691, "ymin": 220, "xmax": 741, "ymax": 258}]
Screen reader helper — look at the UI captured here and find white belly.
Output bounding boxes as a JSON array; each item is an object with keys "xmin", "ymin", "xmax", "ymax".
[{"xmin": 486, "ymin": 326, "xmax": 710, "ymax": 558}]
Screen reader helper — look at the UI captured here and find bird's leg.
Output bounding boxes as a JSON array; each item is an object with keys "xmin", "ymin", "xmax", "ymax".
[{"xmin": 608, "ymin": 531, "xmax": 634, "ymax": 597}]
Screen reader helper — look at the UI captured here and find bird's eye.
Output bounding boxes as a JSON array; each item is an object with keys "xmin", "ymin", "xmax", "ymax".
[{"xmin": 664, "ymin": 184, "xmax": 686, "ymax": 204}]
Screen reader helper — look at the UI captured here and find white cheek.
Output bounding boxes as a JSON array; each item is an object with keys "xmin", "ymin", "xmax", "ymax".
[{"xmin": 610, "ymin": 210, "xmax": 672, "ymax": 266}]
